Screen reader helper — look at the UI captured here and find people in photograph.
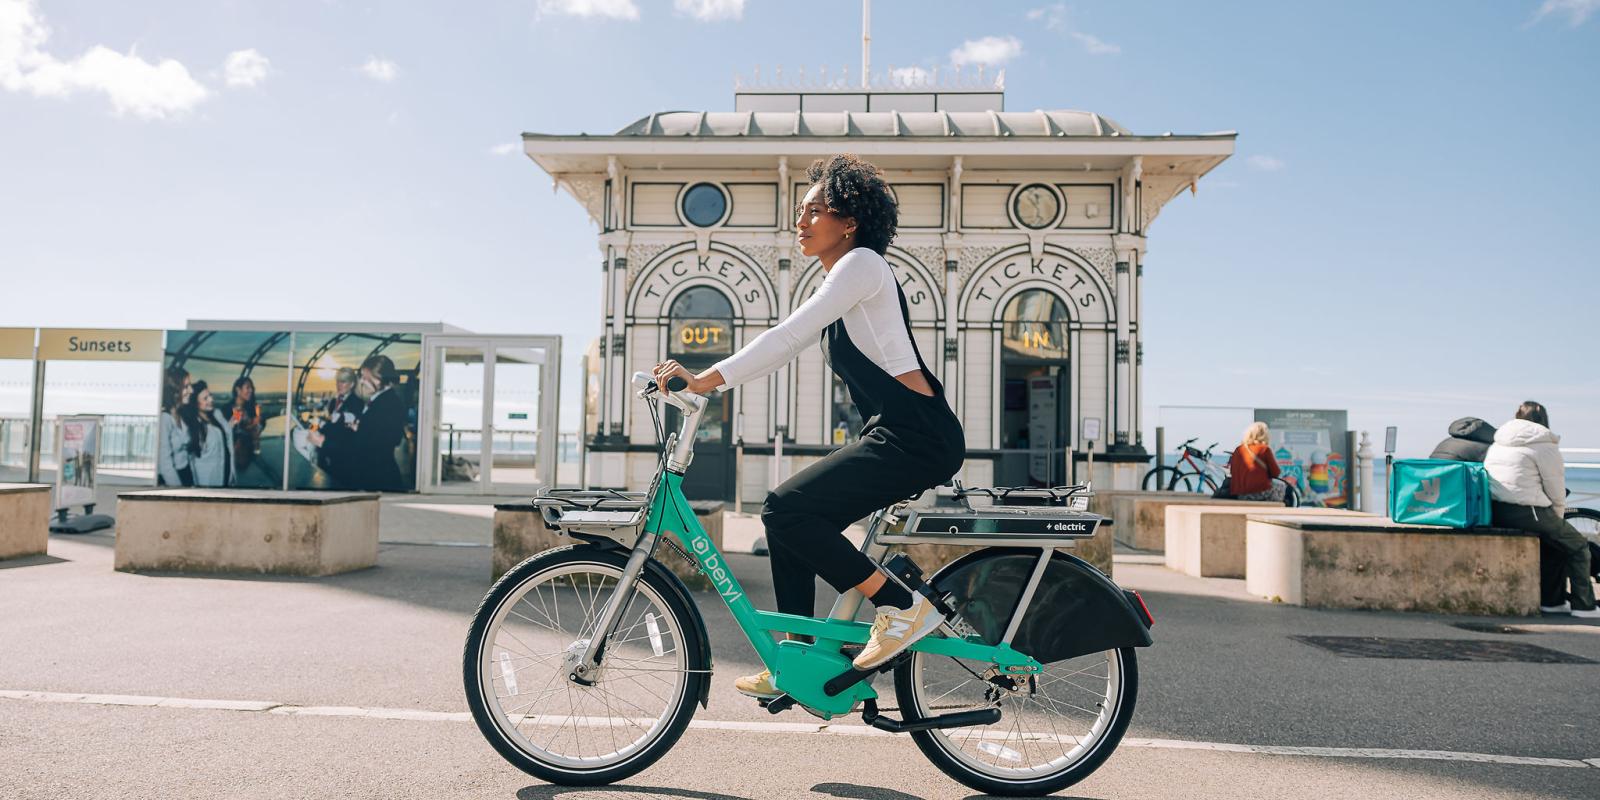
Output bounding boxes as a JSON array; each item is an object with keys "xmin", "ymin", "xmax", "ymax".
[
  {"xmin": 1428, "ymin": 417, "xmax": 1496, "ymax": 462},
  {"xmin": 179, "ymin": 380, "xmax": 235, "ymax": 488},
  {"xmin": 157, "ymin": 366, "xmax": 194, "ymax": 487},
  {"xmin": 1483, "ymin": 401, "xmax": 1596, "ymax": 617},
  {"xmin": 308, "ymin": 355, "xmax": 407, "ymax": 491},
  {"xmin": 315, "ymin": 367, "xmax": 366, "ymax": 474},
  {"xmin": 227, "ymin": 376, "xmax": 263, "ymax": 477},
  {"xmin": 1225, "ymin": 421, "xmax": 1285, "ymax": 503}
]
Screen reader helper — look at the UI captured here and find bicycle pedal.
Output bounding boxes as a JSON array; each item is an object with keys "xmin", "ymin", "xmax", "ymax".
[{"xmin": 763, "ymin": 694, "xmax": 797, "ymax": 715}]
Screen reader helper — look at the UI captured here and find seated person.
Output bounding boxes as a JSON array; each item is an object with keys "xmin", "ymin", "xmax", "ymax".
[
  {"xmin": 1226, "ymin": 422, "xmax": 1284, "ymax": 503},
  {"xmin": 1428, "ymin": 417, "xmax": 1496, "ymax": 462}
]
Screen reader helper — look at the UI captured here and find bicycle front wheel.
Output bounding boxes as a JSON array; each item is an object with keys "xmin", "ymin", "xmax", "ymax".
[
  {"xmin": 463, "ymin": 545, "xmax": 707, "ymax": 786},
  {"xmin": 894, "ymin": 645, "xmax": 1138, "ymax": 796}
]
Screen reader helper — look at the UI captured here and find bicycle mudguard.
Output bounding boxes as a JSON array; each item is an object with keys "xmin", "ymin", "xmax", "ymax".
[
  {"xmin": 930, "ymin": 548, "xmax": 1152, "ymax": 664},
  {"xmin": 567, "ymin": 535, "xmax": 714, "ymax": 709}
]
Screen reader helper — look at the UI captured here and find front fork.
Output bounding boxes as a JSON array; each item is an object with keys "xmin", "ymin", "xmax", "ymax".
[{"xmin": 568, "ymin": 530, "xmax": 660, "ymax": 684}]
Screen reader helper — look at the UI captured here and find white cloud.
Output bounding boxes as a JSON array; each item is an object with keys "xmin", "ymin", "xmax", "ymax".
[
  {"xmin": 1530, "ymin": 0, "xmax": 1599, "ymax": 26},
  {"xmin": 0, "ymin": 0, "xmax": 209, "ymax": 119},
  {"xmin": 488, "ymin": 142, "xmax": 518, "ymax": 156},
  {"xmin": 1247, "ymin": 155, "xmax": 1286, "ymax": 172},
  {"xmin": 1070, "ymin": 31, "xmax": 1120, "ymax": 55},
  {"xmin": 949, "ymin": 36, "xmax": 1022, "ymax": 68},
  {"xmin": 537, "ymin": 0, "xmax": 639, "ymax": 20},
  {"xmin": 1026, "ymin": 3, "xmax": 1066, "ymax": 30},
  {"xmin": 890, "ymin": 66, "xmax": 930, "ymax": 86},
  {"xmin": 359, "ymin": 57, "xmax": 399, "ymax": 82},
  {"xmin": 674, "ymin": 0, "xmax": 742, "ymax": 21},
  {"xmin": 1029, "ymin": 3, "xmax": 1120, "ymax": 55},
  {"xmin": 222, "ymin": 48, "xmax": 269, "ymax": 88}
]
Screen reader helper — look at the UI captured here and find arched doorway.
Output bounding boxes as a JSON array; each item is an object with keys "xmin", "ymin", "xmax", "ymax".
[
  {"xmin": 667, "ymin": 286, "xmax": 735, "ymax": 500},
  {"xmin": 996, "ymin": 289, "xmax": 1072, "ymax": 487}
]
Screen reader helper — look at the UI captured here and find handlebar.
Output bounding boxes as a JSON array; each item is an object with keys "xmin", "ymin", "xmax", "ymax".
[{"xmin": 641, "ymin": 375, "xmax": 689, "ymax": 396}]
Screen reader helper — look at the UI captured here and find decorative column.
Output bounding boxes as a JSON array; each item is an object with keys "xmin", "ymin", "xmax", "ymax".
[
  {"xmin": 940, "ymin": 231, "xmax": 963, "ymax": 414},
  {"xmin": 1113, "ymin": 258, "xmax": 1132, "ymax": 450},
  {"xmin": 599, "ymin": 230, "xmax": 629, "ymax": 442},
  {"xmin": 772, "ymin": 230, "xmax": 795, "ymax": 487}
]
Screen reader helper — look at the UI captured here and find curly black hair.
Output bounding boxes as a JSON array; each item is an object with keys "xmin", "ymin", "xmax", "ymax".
[{"xmin": 804, "ymin": 154, "xmax": 898, "ymax": 256}]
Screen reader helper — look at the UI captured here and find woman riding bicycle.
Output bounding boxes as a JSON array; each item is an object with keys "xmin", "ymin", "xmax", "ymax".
[{"xmin": 652, "ymin": 154, "xmax": 966, "ymax": 697}]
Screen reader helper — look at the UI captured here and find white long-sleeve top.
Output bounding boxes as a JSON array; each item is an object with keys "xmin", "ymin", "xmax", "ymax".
[
  {"xmin": 1484, "ymin": 419, "xmax": 1567, "ymax": 516},
  {"xmin": 710, "ymin": 247, "xmax": 919, "ymax": 392}
]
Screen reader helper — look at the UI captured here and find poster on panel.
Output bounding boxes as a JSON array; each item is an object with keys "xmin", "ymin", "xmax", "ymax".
[
  {"xmin": 159, "ymin": 331, "xmax": 291, "ymax": 488},
  {"xmin": 289, "ymin": 332, "xmax": 420, "ymax": 492},
  {"xmin": 53, "ymin": 415, "xmax": 100, "ymax": 510},
  {"xmin": 1253, "ymin": 408, "xmax": 1350, "ymax": 508}
]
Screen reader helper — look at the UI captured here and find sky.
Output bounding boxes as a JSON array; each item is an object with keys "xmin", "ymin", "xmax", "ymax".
[{"xmin": 1, "ymin": 0, "xmax": 1596, "ymax": 458}]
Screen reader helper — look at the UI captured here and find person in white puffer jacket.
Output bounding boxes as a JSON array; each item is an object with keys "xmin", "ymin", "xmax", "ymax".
[{"xmin": 1484, "ymin": 401, "xmax": 1595, "ymax": 617}]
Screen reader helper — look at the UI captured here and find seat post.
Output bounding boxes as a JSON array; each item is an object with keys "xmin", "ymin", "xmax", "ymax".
[{"xmin": 826, "ymin": 505, "xmax": 896, "ymax": 622}]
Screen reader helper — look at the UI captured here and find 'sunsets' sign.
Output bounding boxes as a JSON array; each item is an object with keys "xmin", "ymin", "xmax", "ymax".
[{"xmin": 38, "ymin": 329, "xmax": 163, "ymax": 362}]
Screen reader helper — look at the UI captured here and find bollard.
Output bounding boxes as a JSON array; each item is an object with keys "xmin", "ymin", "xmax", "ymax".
[
  {"xmin": 1357, "ymin": 431, "xmax": 1375, "ymax": 514},
  {"xmin": 1154, "ymin": 427, "xmax": 1165, "ymax": 470}
]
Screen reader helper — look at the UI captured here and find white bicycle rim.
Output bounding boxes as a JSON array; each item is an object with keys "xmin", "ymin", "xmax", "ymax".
[
  {"xmin": 908, "ymin": 647, "xmax": 1126, "ymax": 782},
  {"xmin": 475, "ymin": 561, "xmax": 689, "ymax": 772}
]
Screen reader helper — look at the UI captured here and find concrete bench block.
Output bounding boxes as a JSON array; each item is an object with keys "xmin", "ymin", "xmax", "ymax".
[
  {"xmin": 1244, "ymin": 516, "xmax": 1539, "ymax": 616},
  {"xmin": 494, "ymin": 500, "xmax": 724, "ymax": 591},
  {"xmin": 1102, "ymin": 492, "xmax": 1280, "ymax": 552},
  {"xmin": 0, "ymin": 484, "xmax": 52, "ymax": 560},
  {"xmin": 115, "ymin": 490, "xmax": 379, "ymax": 576},
  {"xmin": 1165, "ymin": 506, "xmax": 1372, "ymax": 578}
]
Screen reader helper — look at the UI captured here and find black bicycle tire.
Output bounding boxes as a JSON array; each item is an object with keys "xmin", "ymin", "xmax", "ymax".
[
  {"xmin": 463, "ymin": 545, "xmax": 708, "ymax": 786},
  {"xmin": 1142, "ymin": 466, "xmax": 1180, "ymax": 492},
  {"xmin": 1168, "ymin": 470, "xmax": 1202, "ymax": 493},
  {"xmin": 1565, "ymin": 507, "xmax": 1600, "ymax": 538},
  {"xmin": 894, "ymin": 645, "xmax": 1139, "ymax": 796}
]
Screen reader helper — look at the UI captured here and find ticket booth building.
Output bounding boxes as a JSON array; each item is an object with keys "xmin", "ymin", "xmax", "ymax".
[{"xmin": 525, "ymin": 83, "xmax": 1234, "ymax": 502}]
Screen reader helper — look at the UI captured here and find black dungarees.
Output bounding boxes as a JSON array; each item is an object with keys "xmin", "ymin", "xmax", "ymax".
[{"xmin": 760, "ymin": 284, "xmax": 966, "ymax": 616}]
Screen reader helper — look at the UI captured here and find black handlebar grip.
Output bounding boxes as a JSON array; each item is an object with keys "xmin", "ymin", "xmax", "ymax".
[{"xmin": 665, "ymin": 376, "xmax": 689, "ymax": 392}]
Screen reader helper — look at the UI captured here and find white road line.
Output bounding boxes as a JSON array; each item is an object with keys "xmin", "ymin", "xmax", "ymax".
[{"xmin": 2, "ymin": 689, "xmax": 1593, "ymax": 769}]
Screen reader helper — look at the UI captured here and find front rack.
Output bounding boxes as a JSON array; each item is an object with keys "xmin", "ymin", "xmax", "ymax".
[{"xmin": 532, "ymin": 487, "xmax": 652, "ymax": 548}]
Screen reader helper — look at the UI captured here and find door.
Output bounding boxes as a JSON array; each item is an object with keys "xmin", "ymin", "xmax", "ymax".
[{"xmin": 419, "ymin": 335, "xmax": 561, "ymax": 494}]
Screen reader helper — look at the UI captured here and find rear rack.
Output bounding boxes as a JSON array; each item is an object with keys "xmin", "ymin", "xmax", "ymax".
[{"xmin": 880, "ymin": 481, "xmax": 1101, "ymax": 548}]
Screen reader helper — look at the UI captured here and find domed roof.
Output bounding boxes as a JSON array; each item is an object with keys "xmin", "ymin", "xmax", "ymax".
[{"xmin": 615, "ymin": 109, "xmax": 1132, "ymax": 138}]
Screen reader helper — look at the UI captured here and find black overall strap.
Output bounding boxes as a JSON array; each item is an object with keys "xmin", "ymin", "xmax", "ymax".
[{"xmin": 891, "ymin": 284, "xmax": 946, "ymax": 396}]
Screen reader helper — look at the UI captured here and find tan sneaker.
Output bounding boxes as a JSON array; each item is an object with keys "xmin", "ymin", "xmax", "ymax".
[
  {"xmin": 852, "ymin": 594, "xmax": 943, "ymax": 671},
  {"xmin": 734, "ymin": 669, "xmax": 780, "ymax": 699}
]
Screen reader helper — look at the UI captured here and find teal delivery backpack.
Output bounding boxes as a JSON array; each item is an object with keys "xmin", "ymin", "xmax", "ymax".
[{"xmin": 1388, "ymin": 459, "xmax": 1492, "ymax": 528}]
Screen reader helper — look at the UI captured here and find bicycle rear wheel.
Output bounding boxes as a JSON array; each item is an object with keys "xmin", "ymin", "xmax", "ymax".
[
  {"xmin": 463, "ymin": 545, "xmax": 708, "ymax": 786},
  {"xmin": 894, "ymin": 646, "xmax": 1138, "ymax": 796},
  {"xmin": 1141, "ymin": 466, "xmax": 1180, "ymax": 491},
  {"xmin": 1566, "ymin": 508, "xmax": 1600, "ymax": 543}
]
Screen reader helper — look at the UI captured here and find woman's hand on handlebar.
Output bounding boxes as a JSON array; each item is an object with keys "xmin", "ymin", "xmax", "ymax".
[{"xmin": 650, "ymin": 360, "xmax": 722, "ymax": 395}]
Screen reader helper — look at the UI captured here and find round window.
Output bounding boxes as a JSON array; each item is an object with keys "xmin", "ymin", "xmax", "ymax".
[
  {"xmin": 682, "ymin": 183, "xmax": 728, "ymax": 228},
  {"xmin": 1012, "ymin": 184, "xmax": 1061, "ymax": 230}
]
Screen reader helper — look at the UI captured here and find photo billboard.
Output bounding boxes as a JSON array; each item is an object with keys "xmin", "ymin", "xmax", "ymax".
[
  {"xmin": 159, "ymin": 331, "xmax": 290, "ymax": 488},
  {"xmin": 288, "ymin": 332, "xmax": 420, "ymax": 492}
]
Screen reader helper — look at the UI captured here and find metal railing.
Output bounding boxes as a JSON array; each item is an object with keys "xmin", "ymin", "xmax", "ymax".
[{"xmin": 0, "ymin": 415, "xmax": 159, "ymax": 471}]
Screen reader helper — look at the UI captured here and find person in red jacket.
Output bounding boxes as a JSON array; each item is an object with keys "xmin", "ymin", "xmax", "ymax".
[{"xmin": 1228, "ymin": 422, "xmax": 1284, "ymax": 502}]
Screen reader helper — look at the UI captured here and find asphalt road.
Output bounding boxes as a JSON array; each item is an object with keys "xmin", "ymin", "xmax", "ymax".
[{"xmin": 3, "ymin": 534, "xmax": 1598, "ymax": 799}]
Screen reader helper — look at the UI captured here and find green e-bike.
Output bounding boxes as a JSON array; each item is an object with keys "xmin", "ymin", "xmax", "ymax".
[{"xmin": 464, "ymin": 373, "xmax": 1154, "ymax": 796}]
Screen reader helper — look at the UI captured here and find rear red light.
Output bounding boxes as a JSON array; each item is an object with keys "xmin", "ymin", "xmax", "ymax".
[{"xmin": 1131, "ymin": 591, "xmax": 1154, "ymax": 627}]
